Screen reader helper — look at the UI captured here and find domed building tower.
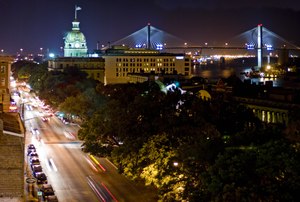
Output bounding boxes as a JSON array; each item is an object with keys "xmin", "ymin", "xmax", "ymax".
[{"xmin": 64, "ymin": 6, "xmax": 88, "ymax": 57}]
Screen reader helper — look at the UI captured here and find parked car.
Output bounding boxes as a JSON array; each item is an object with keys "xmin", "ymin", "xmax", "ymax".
[
  {"xmin": 31, "ymin": 165, "xmax": 43, "ymax": 177},
  {"xmin": 35, "ymin": 172, "xmax": 48, "ymax": 184},
  {"xmin": 29, "ymin": 157, "xmax": 40, "ymax": 166},
  {"xmin": 41, "ymin": 117, "xmax": 49, "ymax": 122},
  {"xmin": 27, "ymin": 148, "xmax": 36, "ymax": 156},
  {"xmin": 46, "ymin": 195, "xmax": 58, "ymax": 202},
  {"xmin": 62, "ymin": 118, "xmax": 70, "ymax": 125},
  {"xmin": 28, "ymin": 152, "xmax": 39, "ymax": 158},
  {"xmin": 27, "ymin": 144, "xmax": 35, "ymax": 150},
  {"xmin": 40, "ymin": 184, "xmax": 55, "ymax": 200}
]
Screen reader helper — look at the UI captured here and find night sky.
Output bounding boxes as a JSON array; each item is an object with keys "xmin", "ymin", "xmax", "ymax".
[{"xmin": 1, "ymin": 0, "xmax": 300, "ymax": 55}]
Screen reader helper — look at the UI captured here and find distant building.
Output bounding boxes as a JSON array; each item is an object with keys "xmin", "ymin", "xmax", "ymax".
[
  {"xmin": 97, "ymin": 45, "xmax": 192, "ymax": 85},
  {"xmin": 48, "ymin": 57, "xmax": 105, "ymax": 83}
]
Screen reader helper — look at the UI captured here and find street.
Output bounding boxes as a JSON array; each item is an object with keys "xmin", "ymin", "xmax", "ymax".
[{"xmin": 22, "ymin": 92, "xmax": 157, "ymax": 202}]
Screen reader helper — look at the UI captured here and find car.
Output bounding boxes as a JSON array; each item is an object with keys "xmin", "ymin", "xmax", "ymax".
[
  {"xmin": 28, "ymin": 152, "xmax": 39, "ymax": 158},
  {"xmin": 27, "ymin": 144, "xmax": 35, "ymax": 150},
  {"xmin": 27, "ymin": 148, "xmax": 36, "ymax": 156},
  {"xmin": 45, "ymin": 195, "xmax": 58, "ymax": 202},
  {"xmin": 31, "ymin": 128, "xmax": 40, "ymax": 135},
  {"xmin": 62, "ymin": 118, "xmax": 70, "ymax": 124},
  {"xmin": 35, "ymin": 172, "xmax": 48, "ymax": 184},
  {"xmin": 29, "ymin": 157, "xmax": 40, "ymax": 166},
  {"xmin": 41, "ymin": 117, "xmax": 49, "ymax": 122},
  {"xmin": 31, "ymin": 164, "xmax": 43, "ymax": 176},
  {"xmin": 40, "ymin": 184, "xmax": 55, "ymax": 199}
]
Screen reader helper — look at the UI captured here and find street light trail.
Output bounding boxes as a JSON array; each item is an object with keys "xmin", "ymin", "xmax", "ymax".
[
  {"xmin": 87, "ymin": 176, "xmax": 107, "ymax": 202},
  {"xmin": 89, "ymin": 155, "xmax": 106, "ymax": 171},
  {"xmin": 49, "ymin": 158, "xmax": 58, "ymax": 172},
  {"xmin": 85, "ymin": 156, "xmax": 99, "ymax": 172},
  {"xmin": 101, "ymin": 182, "xmax": 118, "ymax": 202}
]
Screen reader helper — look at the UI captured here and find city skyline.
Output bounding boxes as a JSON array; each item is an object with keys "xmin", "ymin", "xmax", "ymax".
[{"xmin": 1, "ymin": 0, "xmax": 300, "ymax": 55}]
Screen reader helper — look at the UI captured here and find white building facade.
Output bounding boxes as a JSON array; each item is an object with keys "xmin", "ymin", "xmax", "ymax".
[{"xmin": 101, "ymin": 46, "xmax": 192, "ymax": 85}]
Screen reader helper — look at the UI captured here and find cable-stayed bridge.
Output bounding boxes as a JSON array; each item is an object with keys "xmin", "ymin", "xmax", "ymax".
[
  {"xmin": 106, "ymin": 23, "xmax": 299, "ymax": 50},
  {"xmin": 104, "ymin": 23, "xmax": 300, "ymax": 68}
]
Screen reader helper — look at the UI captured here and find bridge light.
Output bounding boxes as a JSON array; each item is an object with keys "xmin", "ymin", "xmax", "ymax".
[
  {"xmin": 245, "ymin": 43, "xmax": 255, "ymax": 50},
  {"xmin": 49, "ymin": 53, "xmax": 55, "ymax": 58},
  {"xmin": 265, "ymin": 44, "xmax": 273, "ymax": 51},
  {"xmin": 156, "ymin": 44, "xmax": 163, "ymax": 50}
]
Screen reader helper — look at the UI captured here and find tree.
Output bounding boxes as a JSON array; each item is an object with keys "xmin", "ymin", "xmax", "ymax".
[
  {"xmin": 201, "ymin": 139, "xmax": 300, "ymax": 201},
  {"xmin": 138, "ymin": 133, "xmax": 186, "ymax": 202}
]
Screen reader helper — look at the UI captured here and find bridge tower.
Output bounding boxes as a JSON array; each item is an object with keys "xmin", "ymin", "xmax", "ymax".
[
  {"xmin": 147, "ymin": 23, "xmax": 151, "ymax": 49},
  {"xmin": 257, "ymin": 24, "xmax": 263, "ymax": 69}
]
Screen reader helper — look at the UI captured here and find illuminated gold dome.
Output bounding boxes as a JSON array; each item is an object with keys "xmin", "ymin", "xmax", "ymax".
[{"xmin": 64, "ymin": 20, "xmax": 88, "ymax": 57}]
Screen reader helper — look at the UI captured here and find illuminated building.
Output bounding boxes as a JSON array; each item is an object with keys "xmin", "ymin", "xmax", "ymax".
[
  {"xmin": 63, "ymin": 6, "xmax": 88, "ymax": 57},
  {"xmin": 0, "ymin": 55, "xmax": 13, "ymax": 112},
  {"xmin": 97, "ymin": 45, "xmax": 192, "ymax": 85},
  {"xmin": 0, "ymin": 55, "xmax": 25, "ymax": 201},
  {"xmin": 50, "ymin": 7, "xmax": 192, "ymax": 85},
  {"xmin": 48, "ymin": 6, "xmax": 105, "ymax": 82},
  {"xmin": 48, "ymin": 57, "xmax": 105, "ymax": 83}
]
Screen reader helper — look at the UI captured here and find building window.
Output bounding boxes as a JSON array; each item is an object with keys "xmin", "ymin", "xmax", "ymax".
[
  {"xmin": 1, "ymin": 66, "xmax": 5, "ymax": 73},
  {"xmin": 1, "ymin": 79, "xmax": 4, "ymax": 86}
]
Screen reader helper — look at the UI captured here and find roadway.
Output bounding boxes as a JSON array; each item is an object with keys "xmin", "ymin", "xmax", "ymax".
[{"xmin": 22, "ymin": 93, "xmax": 157, "ymax": 201}]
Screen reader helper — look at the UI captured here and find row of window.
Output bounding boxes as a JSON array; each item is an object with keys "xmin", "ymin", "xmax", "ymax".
[
  {"xmin": 115, "ymin": 67, "xmax": 181, "ymax": 77},
  {"xmin": 116, "ymin": 67, "xmax": 177, "ymax": 73},
  {"xmin": 58, "ymin": 64, "xmax": 102, "ymax": 69},
  {"xmin": 116, "ymin": 58, "xmax": 176, "ymax": 62},
  {"xmin": 0, "ymin": 66, "xmax": 6, "ymax": 86},
  {"xmin": 116, "ymin": 62, "xmax": 176, "ymax": 67},
  {"xmin": 89, "ymin": 73, "xmax": 101, "ymax": 79}
]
